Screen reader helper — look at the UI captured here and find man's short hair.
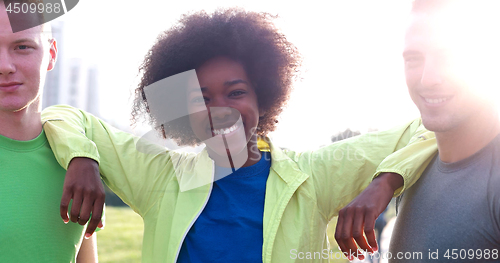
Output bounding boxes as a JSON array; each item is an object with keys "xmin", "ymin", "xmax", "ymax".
[{"xmin": 3, "ymin": 0, "xmax": 51, "ymax": 37}]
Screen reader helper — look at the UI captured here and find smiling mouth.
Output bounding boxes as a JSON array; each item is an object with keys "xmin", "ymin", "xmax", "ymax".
[
  {"xmin": 423, "ymin": 97, "xmax": 449, "ymax": 104},
  {"xmin": 212, "ymin": 123, "xmax": 240, "ymax": 135}
]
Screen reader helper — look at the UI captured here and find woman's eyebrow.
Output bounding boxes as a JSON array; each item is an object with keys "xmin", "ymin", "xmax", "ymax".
[
  {"xmin": 224, "ymin": 79, "xmax": 247, "ymax": 87},
  {"xmin": 192, "ymin": 80, "xmax": 247, "ymax": 91}
]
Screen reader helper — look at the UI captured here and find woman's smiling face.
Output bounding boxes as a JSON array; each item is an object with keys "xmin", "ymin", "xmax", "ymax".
[{"xmin": 187, "ymin": 56, "xmax": 262, "ymax": 166}]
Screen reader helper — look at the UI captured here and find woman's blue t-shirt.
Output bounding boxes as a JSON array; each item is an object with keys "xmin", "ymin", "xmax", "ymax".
[{"xmin": 177, "ymin": 151, "xmax": 271, "ymax": 262}]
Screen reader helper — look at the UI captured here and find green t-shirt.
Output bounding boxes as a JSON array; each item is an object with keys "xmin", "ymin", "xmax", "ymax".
[{"xmin": 0, "ymin": 130, "xmax": 85, "ymax": 262}]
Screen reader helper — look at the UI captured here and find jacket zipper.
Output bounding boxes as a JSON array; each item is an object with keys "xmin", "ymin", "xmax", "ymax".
[{"xmin": 173, "ymin": 160, "xmax": 215, "ymax": 262}]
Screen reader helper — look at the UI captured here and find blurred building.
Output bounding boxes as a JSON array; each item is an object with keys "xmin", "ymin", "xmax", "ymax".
[{"xmin": 42, "ymin": 20, "xmax": 101, "ymax": 117}]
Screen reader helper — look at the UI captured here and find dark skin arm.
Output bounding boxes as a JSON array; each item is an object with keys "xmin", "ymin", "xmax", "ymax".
[
  {"xmin": 335, "ymin": 172, "xmax": 403, "ymax": 261},
  {"xmin": 61, "ymin": 157, "xmax": 105, "ymax": 238}
]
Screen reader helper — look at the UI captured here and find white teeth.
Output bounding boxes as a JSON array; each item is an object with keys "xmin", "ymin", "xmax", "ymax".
[
  {"xmin": 425, "ymin": 97, "xmax": 447, "ymax": 104},
  {"xmin": 213, "ymin": 124, "xmax": 238, "ymax": 135}
]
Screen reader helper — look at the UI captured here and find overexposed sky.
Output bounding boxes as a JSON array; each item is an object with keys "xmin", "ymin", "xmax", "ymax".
[{"xmin": 53, "ymin": 0, "xmax": 419, "ymax": 151}]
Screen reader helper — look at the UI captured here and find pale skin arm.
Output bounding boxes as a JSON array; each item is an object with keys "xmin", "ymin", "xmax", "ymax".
[{"xmin": 76, "ymin": 235, "xmax": 98, "ymax": 263}]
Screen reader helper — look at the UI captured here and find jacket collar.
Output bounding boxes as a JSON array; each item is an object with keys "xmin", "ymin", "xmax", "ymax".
[
  {"xmin": 267, "ymin": 139, "xmax": 308, "ymax": 185},
  {"xmin": 172, "ymin": 136, "xmax": 306, "ymax": 191},
  {"xmin": 171, "ymin": 149, "xmax": 213, "ymax": 192}
]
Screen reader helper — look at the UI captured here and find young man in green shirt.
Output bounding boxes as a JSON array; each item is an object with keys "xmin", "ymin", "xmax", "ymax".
[{"xmin": 0, "ymin": 1, "xmax": 104, "ymax": 261}]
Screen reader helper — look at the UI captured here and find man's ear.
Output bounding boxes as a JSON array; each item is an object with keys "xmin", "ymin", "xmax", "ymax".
[{"xmin": 47, "ymin": 39, "xmax": 57, "ymax": 71}]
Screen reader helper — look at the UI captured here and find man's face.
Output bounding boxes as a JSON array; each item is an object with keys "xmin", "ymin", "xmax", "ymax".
[
  {"xmin": 403, "ymin": 14, "xmax": 490, "ymax": 132},
  {"xmin": 0, "ymin": 3, "xmax": 56, "ymax": 113}
]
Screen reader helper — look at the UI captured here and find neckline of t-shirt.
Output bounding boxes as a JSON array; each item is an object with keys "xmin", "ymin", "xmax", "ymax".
[
  {"xmin": 0, "ymin": 130, "xmax": 47, "ymax": 152},
  {"xmin": 215, "ymin": 151, "xmax": 271, "ymax": 179},
  {"xmin": 437, "ymin": 133, "xmax": 500, "ymax": 173}
]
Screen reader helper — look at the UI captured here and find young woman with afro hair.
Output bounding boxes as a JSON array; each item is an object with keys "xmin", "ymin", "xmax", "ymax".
[{"xmin": 41, "ymin": 7, "xmax": 436, "ymax": 263}]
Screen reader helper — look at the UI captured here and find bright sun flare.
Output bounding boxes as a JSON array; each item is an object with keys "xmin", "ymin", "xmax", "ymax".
[{"xmin": 428, "ymin": 0, "xmax": 500, "ymax": 104}]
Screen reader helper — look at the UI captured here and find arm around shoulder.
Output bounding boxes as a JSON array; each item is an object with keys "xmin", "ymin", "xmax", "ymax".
[
  {"xmin": 42, "ymin": 105, "xmax": 175, "ymax": 215},
  {"xmin": 298, "ymin": 118, "xmax": 432, "ymax": 219},
  {"xmin": 42, "ymin": 105, "xmax": 101, "ymax": 169},
  {"xmin": 373, "ymin": 126, "xmax": 437, "ymax": 196}
]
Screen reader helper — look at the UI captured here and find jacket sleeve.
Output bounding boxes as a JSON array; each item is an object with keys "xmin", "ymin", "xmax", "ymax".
[
  {"xmin": 373, "ymin": 130, "xmax": 437, "ymax": 189},
  {"xmin": 41, "ymin": 105, "xmax": 176, "ymax": 216},
  {"xmin": 285, "ymin": 118, "xmax": 437, "ymax": 220}
]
